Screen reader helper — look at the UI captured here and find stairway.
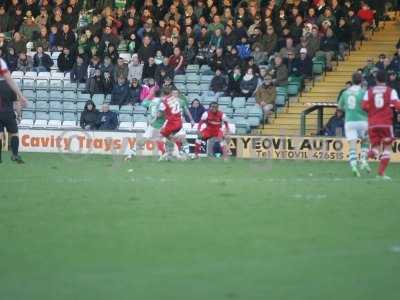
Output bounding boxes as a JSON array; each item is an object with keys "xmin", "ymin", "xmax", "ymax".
[{"xmin": 254, "ymin": 20, "xmax": 400, "ymax": 136}]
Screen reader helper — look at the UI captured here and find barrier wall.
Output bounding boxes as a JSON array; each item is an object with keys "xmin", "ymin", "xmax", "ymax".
[{"xmin": 16, "ymin": 130, "xmax": 400, "ymax": 161}]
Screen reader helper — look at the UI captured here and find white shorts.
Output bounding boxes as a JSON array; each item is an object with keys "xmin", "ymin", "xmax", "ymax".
[
  {"xmin": 143, "ymin": 125, "xmax": 161, "ymax": 139},
  {"xmin": 345, "ymin": 121, "xmax": 368, "ymax": 141}
]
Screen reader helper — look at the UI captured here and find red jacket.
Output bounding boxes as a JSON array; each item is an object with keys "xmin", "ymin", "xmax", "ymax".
[{"xmin": 357, "ymin": 9, "xmax": 375, "ymax": 24}]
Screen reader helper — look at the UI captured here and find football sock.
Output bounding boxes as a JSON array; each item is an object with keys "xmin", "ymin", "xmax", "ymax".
[
  {"xmin": 0, "ymin": 138, "xmax": 2, "ymax": 161},
  {"xmin": 349, "ymin": 148, "xmax": 357, "ymax": 168},
  {"xmin": 368, "ymin": 148, "xmax": 379, "ymax": 159},
  {"xmin": 378, "ymin": 150, "xmax": 390, "ymax": 176},
  {"xmin": 10, "ymin": 136, "xmax": 19, "ymax": 156},
  {"xmin": 194, "ymin": 139, "xmax": 201, "ymax": 156},
  {"xmin": 175, "ymin": 140, "xmax": 182, "ymax": 151},
  {"xmin": 360, "ymin": 142, "xmax": 369, "ymax": 163}
]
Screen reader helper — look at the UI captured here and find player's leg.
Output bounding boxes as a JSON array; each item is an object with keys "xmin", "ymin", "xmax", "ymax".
[
  {"xmin": 345, "ymin": 122, "xmax": 360, "ymax": 176},
  {"xmin": 377, "ymin": 131, "xmax": 394, "ymax": 179},
  {"xmin": 367, "ymin": 128, "xmax": 380, "ymax": 159},
  {"xmin": 0, "ymin": 131, "xmax": 3, "ymax": 163},
  {"xmin": 7, "ymin": 114, "xmax": 24, "ymax": 164},
  {"xmin": 358, "ymin": 122, "xmax": 371, "ymax": 173},
  {"xmin": 195, "ymin": 129, "xmax": 210, "ymax": 158}
]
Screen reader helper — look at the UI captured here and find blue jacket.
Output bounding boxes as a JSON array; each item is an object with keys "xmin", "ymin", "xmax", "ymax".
[
  {"xmin": 236, "ymin": 43, "xmax": 252, "ymax": 60},
  {"xmin": 111, "ymin": 82, "xmax": 130, "ymax": 106},
  {"xmin": 97, "ymin": 111, "xmax": 118, "ymax": 130}
]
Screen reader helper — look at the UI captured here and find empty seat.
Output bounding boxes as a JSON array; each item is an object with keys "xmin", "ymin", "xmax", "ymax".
[
  {"xmin": 220, "ymin": 106, "xmax": 233, "ymax": 116},
  {"xmin": 133, "ymin": 105, "xmax": 147, "ymax": 114},
  {"xmin": 63, "ymin": 101, "xmax": 76, "ymax": 112},
  {"xmin": 49, "ymin": 101, "xmax": 63, "ymax": 111},
  {"xmin": 22, "ymin": 79, "xmax": 35, "ymax": 89},
  {"xmin": 51, "ymin": 52, "xmax": 61, "ymax": 60},
  {"xmin": 199, "ymin": 83, "xmax": 210, "ymax": 93},
  {"xmin": 19, "ymin": 111, "xmax": 35, "ymax": 128},
  {"xmin": 133, "ymin": 114, "xmax": 147, "ymax": 122},
  {"xmin": 51, "ymin": 72, "xmax": 64, "ymax": 79},
  {"xmin": 24, "ymin": 71, "xmax": 37, "ymax": 79},
  {"xmin": 218, "ymin": 96, "xmax": 232, "ymax": 106},
  {"xmin": 23, "ymin": 90, "xmax": 36, "ymax": 101},
  {"xmin": 33, "ymin": 112, "xmax": 49, "ymax": 128},
  {"xmin": 36, "ymin": 90, "xmax": 49, "ymax": 101},
  {"xmin": 119, "ymin": 114, "xmax": 133, "ymax": 131},
  {"xmin": 24, "ymin": 100, "xmax": 36, "ymax": 111},
  {"xmin": 92, "ymin": 94, "xmax": 104, "ymax": 106},
  {"xmin": 232, "ymin": 97, "xmax": 246, "ymax": 109},
  {"xmin": 77, "ymin": 83, "xmax": 86, "ymax": 92},
  {"xmin": 49, "ymin": 90, "xmax": 63, "ymax": 101},
  {"xmin": 62, "ymin": 112, "xmax": 77, "ymax": 128},
  {"xmin": 186, "ymin": 84, "xmax": 200, "ymax": 94},
  {"xmin": 35, "ymin": 101, "xmax": 49, "ymax": 111},
  {"xmin": 233, "ymin": 107, "xmax": 248, "ymax": 117},
  {"xmin": 120, "ymin": 105, "xmax": 133, "ymax": 114},
  {"xmin": 187, "ymin": 94, "xmax": 201, "ymax": 102},
  {"xmin": 248, "ymin": 116, "xmax": 261, "ymax": 127},
  {"xmin": 47, "ymin": 112, "xmax": 62, "ymax": 128},
  {"xmin": 186, "ymin": 74, "xmax": 200, "ymax": 84},
  {"xmin": 63, "ymin": 91, "xmax": 77, "ymax": 101},
  {"xmin": 109, "ymin": 105, "xmax": 119, "ymax": 112},
  {"xmin": 49, "ymin": 79, "xmax": 63, "ymax": 90},
  {"xmin": 247, "ymin": 106, "xmax": 263, "ymax": 119},
  {"xmin": 186, "ymin": 64, "xmax": 200, "ymax": 73},
  {"xmin": 246, "ymin": 97, "xmax": 256, "ymax": 104},
  {"xmin": 174, "ymin": 74, "xmax": 186, "ymax": 84},
  {"xmin": 77, "ymin": 92, "xmax": 92, "ymax": 102},
  {"xmin": 119, "ymin": 53, "xmax": 131, "ymax": 62},
  {"xmin": 133, "ymin": 121, "xmax": 147, "ymax": 131},
  {"xmin": 76, "ymin": 101, "xmax": 86, "ymax": 111},
  {"xmin": 37, "ymin": 72, "xmax": 51, "ymax": 79},
  {"xmin": 201, "ymin": 95, "xmax": 217, "ymax": 105},
  {"xmin": 11, "ymin": 71, "xmax": 24, "ymax": 79},
  {"xmin": 200, "ymin": 75, "xmax": 213, "ymax": 84},
  {"xmin": 63, "ymin": 80, "xmax": 77, "ymax": 91}
]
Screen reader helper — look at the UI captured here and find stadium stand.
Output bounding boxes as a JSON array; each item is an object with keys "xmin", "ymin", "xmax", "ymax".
[{"xmin": 0, "ymin": 0, "xmax": 398, "ymax": 134}]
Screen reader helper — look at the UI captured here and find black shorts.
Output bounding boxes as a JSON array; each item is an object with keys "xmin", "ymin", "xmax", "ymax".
[{"xmin": 0, "ymin": 112, "xmax": 18, "ymax": 134}]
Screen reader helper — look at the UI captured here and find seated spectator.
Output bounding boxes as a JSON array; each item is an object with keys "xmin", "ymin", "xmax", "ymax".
[
  {"xmin": 252, "ymin": 44, "xmax": 268, "ymax": 66},
  {"xmin": 228, "ymin": 66, "xmax": 243, "ymax": 97},
  {"xmin": 209, "ymin": 47, "xmax": 225, "ymax": 72},
  {"xmin": 293, "ymin": 48, "xmax": 313, "ymax": 79},
  {"xmin": 0, "ymin": 5, "xmax": 9, "ymax": 33},
  {"xmin": 32, "ymin": 46, "xmax": 53, "ymax": 72},
  {"xmin": 105, "ymin": 44, "xmax": 119, "ymax": 64},
  {"xmin": 321, "ymin": 109, "xmax": 345, "ymax": 136},
  {"xmin": 183, "ymin": 36, "xmax": 198, "ymax": 65},
  {"xmin": 255, "ymin": 76, "xmax": 276, "ymax": 120},
  {"xmin": 186, "ymin": 99, "xmax": 206, "ymax": 123},
  {"xmin": 111, "ymin": 76, "xmax": 130, "ymax": 106},
  {"xmin": 209, "ymin": 68, "xmax": 228, "ymax": 97},
  {"xmin": 128, "ymin": 54, "xmax": 143, "ymax": 82},
  {"xmin": 284, "ymin": 50, "xmax": 297, "ymax": 76},
  {"xmin": 223, "ymin": 47, "xmax": 241, "ymax": 73},
  {"xmin": 57, "ymin": 47, "xmax": 75, "ymax": 73},
  {"xmin": 19, "ymin": 13, "xmax": 40, "ymax": 41},
  {"xmin": 273, "ymin": 55, "xmax": 289, "ymax": 87},
  {"xmin": 394, "ymin": 112, "xmax": 400, "ymax": 138},
  {"xmin": 5, "ymin": 47, "xmax": 18, "ymax": 72},
  {"xmin": 279, "ymin": 37, "xmax": 297, "ymax": 59},
  {"xmin": 35, "ymin": 26, "xmax": 49, "ymax": 51},
  {"xmin": 96, "ymin": 104, "xmax": 118, "ymax": 131},
  {"xmin": 169, "ymin": 47, "xmax": 186, "ymax": 75},
  {"xmin": 336, "ymin": 17, "xmax": 352, "ymax": 59},
  {"xmin": 264, "ymin": 26, "xmax": 278, "ymax": 56},
  {"xmin": 236, "ymin": 36, "xmax": 252, "ymax": 60},
  {"xmin": 128, "ymin": 78, "xmax": 141, "ymax": 105},
  {"xmin": 100, "ymin": 56, "xmax": 115, "ymax": 79},
  {"xmin": 70, "ymin": 56, "xmax": 87, "ymax": 83},
  {"xmin": 114, "ymin": 56, "xmax": 129, "ymax": 82},
  {"xmin": 142, "ymin": 57, "xmax": 157, "ymax": 80},
  {"xmin": 140, "ymin": 78, "xmax": 159, "ymax": 102},
  {"xmin": 48, "ymin": 25, "xmax": 59, "ymax": 52},
  {"xmin": 316, "ymin": 28, "xmax": 338, "ymax": 71},
  {"xmin": 9, "ymin": 32, "xmax": 26, "ymax": 55},
  {"xmin": 240, "ymin": 67, "xmax": 258, "ymax": 97},
  {"xmin": 86, "ymin": 69, "xmax": 104, "ymax": 95},
  {"xmin": 80, "ymin": 100, "xmax": 99, "ymax": 130},
  {"xmin": 17, "ymin": 52, "xmax": 33, "ymax": 73}
]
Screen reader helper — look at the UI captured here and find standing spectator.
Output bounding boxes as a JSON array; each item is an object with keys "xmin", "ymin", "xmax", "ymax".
[
  {"xmin": 390, "ymin": 45, "xmax": 400, "ymax": 73},
  {"xmin": 57, "ymin": 47, "xmax": 75, "ymax": 73},
  {"xmin": 240, "ymin": 67, "xmax": 258, "ymax": 97},
  {"xmin": 273, "ymin": 55, "xmax": 289, "ymax": 87},
  {"xmin": 17, "ymin": 52, "xmax": 33, "ymax": 72},
  {"xmin": 335, "ymin": 17, "xmax": 352, "ymax": 59},
  {"xmin": 387, "ymin": 71, "xmax": 400, "ymax": 95},
  {"xmin": 32, "ymin": 46, "xmax": 53, "ymax": 72},
  {"xmin": 96, "ymin": 104, "xmax": 118, "ymax": 130},
  {"xmin": 255, "ymin": 76, "xmax": 276, "ymax": 120},
  {"xmin": 169, "ymin": 47, "xmax": 185, "ymax": 75},
  {"xmin": 357, "ymin": 3, "xmax": 375, "ymax": 40},
  {"xmin": 347, "ymin": 9, "xmax": 362, "ymax": 50},
  {"xmin": 316, "ymin": 28, "xmax": 338, "ymax": 71},
  {"xmin": 128, "ymin": 54, "xmax": 144, "ymax": 82},
  {"xmin": 80, "ymin": 100, "xmax": 99, "ymax": 130},
  {"xmin": 209, "ymin": 68, "xmax": 227, "ymax": 97},
  {"xmin": 57, "ymin": 24, "xmax": 76, "ymax": 50},
  {"xmin": 111, "ymin": 76, "xmax": 130, "ymax": 106},
  {"xmin": 70, "ymin": 56, "xmax": 88, "ymax": 83},
  {"xmin": 114, "ymin": 57, "xmax": 129, "ymax": 82},
  {"xmin": 186, "ymin": 99, "xmax": 206, "ymax": 123}
]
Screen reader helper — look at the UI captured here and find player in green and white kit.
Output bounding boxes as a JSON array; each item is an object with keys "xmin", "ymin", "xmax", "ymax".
[{"xmin": 338, "ymin": 72, "xmax": 371, "ymax": 176}]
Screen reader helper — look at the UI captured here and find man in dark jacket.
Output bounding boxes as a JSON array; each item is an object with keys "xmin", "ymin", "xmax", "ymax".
[
  {"xmin": 70, "ymin": 56, "xmax": 87, "ymax": 83},
  {"xmin": 57, "ymin": 24, "xmax": 76, "ymax": 49},
  {"xmin": 32, "ymin": 46, "xmax": 53, "ymax": 72},
  {"xmin": 209, "ymin": 68, "xmax": 227, "ymax": 96},
  {"xmin": 316, "ymin": 28, "xmax": 338, "ymax": 70},
  {"xmin": 57, "ymin": 47, "xmax": 75, "ymax": 73},
  {"xmin": 138, "ymin": 35, "xmax": 156, "ymax": 63},
  {"xmin": 97, "ymin": 104, "xmax": 118, "ymax": 130},
  {"xmin": 111, "ymin": 76, "xmax": 130, "ymax": 106},
  {"xmin": 292, "ymin": 48, "xmax": 313, "ymax": 78}
]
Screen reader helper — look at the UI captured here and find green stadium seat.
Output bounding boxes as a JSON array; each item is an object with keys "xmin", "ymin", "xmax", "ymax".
[
  {"xmin": 248, "ymin": 116, "xmax": 261, "ymax": 127},
  {"xmin": 232, "ymin": 97, "xmax": 246, "ymax": 109},
  {"xmin": 36, "ymin": 79, "xmax": 49, "ymax": 90},
  {"xmin": 247, "ymin": 106, "xmax": 263, "ymax": 119},
  {"xmin": 233, "ymin": 107, "xmax": 248, "ymax": 118},
  {"xmin": 36, "ymin": 90, "xmax": 49, "ymax": 101},
  {"xmin": 49, "ymin": 101, "xmax": 63, "ymax": 112},
  {"xmin": 63, "ymin": 80, "xmax": 77, "ymax": 91},
  {"xmin": 49, "ymin": 79, "xmax": 63, "ymax": 90},
  {"xmin": 49, "ymin": 90, "xmax": 63, "ymax": 101},
  {"xmin": 174, "ymin": 74, "xmax": 186, "ymax": 84},
  {"xmin": 63, "ymin": 91, "xmax": 77, "ymax": 102},
  {"xmin": 133, "ymin": 105, "xmax": 147, "ymax": 114},
  {"xmin": 35, "ymin": 101, "xmax": 49, "ymax": 112},
  {"xmin": 62, "ymin": 101, "xmax": 76, "ymax": 112},
  {"xmin": 218, "ymin": 96, "xmax": 232, "ymax": 106},
  {"xmin": 20, "ymin": 111, "xmax": 34, "ymax": 128},
  {"xmin": 201, "ymin": 95, "xmax": 217, "ymax": 105},
  {"xmin": 22, "ymin": 79, "xmax": 35, "ymax": 90},
  {"xmin": 47, "ymin": 112, "xmax": 62, "ymax": 128},
  {"xmin": 186, "ymin": 84, "xmax": 200, "ymax": 94},
  {"xmin": 33, "ymin": 112, "xmax": 49, "ymax": 128},
  {"xmin": 76, "ymin": 101, "xmax": 86, "ymax": 111},
  {"xmin": 120, "ymin": 105, "xmax": 133, "ymax": 114},
  {"xmin": 77, "ymin": 92, "xmax": 92, "ymax": 103},
  {"xmin": 23, "ymin": 90, "xmax": 36, "ymax": 101},
  {"xmin": 186, "ymin": 74, "xmax": 200, "ymax": 84},
  {"xmin": 200, "ymin": 75, "xmax": 214, "ymax": 84},
  {"xmin": 92, "ymin": 94, "xmax": 105, "ymax": 106},
  {"xmin": 109, "ymin": 105, "xmax": 119, "ymax": 112}
]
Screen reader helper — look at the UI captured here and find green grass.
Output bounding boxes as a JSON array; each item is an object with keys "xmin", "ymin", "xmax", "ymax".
[{"xmin": 1, "ymin": 152, "xmax": 400, "ymax": 300}]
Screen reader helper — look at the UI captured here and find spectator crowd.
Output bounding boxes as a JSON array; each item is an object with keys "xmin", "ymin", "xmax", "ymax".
[{"xmin": 0, "ymin": 0, "xmax": 399, "ymax": 130}]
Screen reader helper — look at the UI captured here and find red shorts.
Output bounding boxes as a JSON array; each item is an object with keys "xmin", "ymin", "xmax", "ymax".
[
  {"xmin": 368, "ymin": 127, "xmax": 394, "ymax": 146},
  {"xmin": 160, "ymin": 119, "xmax": 182, "ymax": 137},
  {"xmin": 200, "ymin": 126, "xmax": 224, "ymax": 140}
]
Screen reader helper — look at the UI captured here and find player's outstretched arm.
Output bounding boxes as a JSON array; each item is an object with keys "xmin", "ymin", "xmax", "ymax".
[{"xmin": 3, "ymin": 70, "xmax": 27, "ymax": 106}]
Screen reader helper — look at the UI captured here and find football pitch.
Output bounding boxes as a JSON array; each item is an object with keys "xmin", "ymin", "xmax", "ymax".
[{"xmin": 1, "ymin": 152, "xmax": 400, "ymax": 300}]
